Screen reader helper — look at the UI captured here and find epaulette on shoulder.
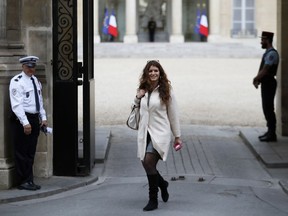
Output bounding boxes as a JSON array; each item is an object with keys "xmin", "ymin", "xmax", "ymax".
[{"xmin": 14, "ymin": 75, "xmax": 22, "ymax": 82}]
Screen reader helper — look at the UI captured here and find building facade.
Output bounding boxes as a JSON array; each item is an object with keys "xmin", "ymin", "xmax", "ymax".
[{"xmin": 93, "ymin": 0, "xmax": 277, "ymax": 43}]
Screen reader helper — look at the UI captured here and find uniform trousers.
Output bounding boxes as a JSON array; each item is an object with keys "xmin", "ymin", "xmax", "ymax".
[
  {"xmin": 149, "ymin": 30, "xmax": 155, "ymax": 42},
  {"xmin": 12, "ymin": 113, "xmax": 40, "ymax": 184},
  {"xmin": 261, "ymin": 78, "xmax": 277, "ymax": 134}
]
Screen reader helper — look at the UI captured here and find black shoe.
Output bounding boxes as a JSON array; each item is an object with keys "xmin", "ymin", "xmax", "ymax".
[
  {"xmin": 259, "ymin": 134, "xmax": 277, "ymax": 142},
  {"xmin": 143, "ymin": 174, "xmax": 158, "ymax": 211},
  {"xmin": 18, "ymin": 182, "xmax": 38, "ymax": 191},
  {"xmin": 29, "ymin": 181, "xmax": 41, "ymax": 190},
  {"xmin": 159, "ymin": 181, "xmax": 169, "ymax": 202},
  {"xmin": 258, "ymin": 132, "xmax": 268, "ymax": 139},
  {"xmin": 143, "ymin": 199, "xmax": 158, "ymax": 211},
  {"xmin": 157, "ymin": 172, "xmax": 169, "ymax": 202}
]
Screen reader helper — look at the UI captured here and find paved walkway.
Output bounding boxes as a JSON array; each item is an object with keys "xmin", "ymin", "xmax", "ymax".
[{"xmin": 1, "ymin": 125, "xmax": 288, "ymax": 204}]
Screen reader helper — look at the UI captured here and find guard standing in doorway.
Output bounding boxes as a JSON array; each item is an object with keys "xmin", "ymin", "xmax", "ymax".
[
  {"xmin": 9, "ymin": 56, "xmax": 48, "ymax": 190},
  {"xmin": 148, "ymin": 17, "xmax": 157, "ymax": 42},
  {"xmin": 253, "ymin": 31, "xmax": 279, "ymax": 142}
]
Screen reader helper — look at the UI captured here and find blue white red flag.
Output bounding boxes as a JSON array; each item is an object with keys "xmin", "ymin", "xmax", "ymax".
[
  {"xmin": 108, "ymin": 10, "xmax": 118, "ymax": 37},
  {"xmin": 102, "ymin": 8, "xmax": 109, "ymax": 35},
  {"xmin": 199, "ymin": 11, "xmax": 209, "ymax": 37}
]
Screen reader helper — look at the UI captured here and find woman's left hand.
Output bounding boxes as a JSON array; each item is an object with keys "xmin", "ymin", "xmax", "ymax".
[
  {"xmin": 173, "ymin": 137, "xmax": 183, "ymax": 151},
  {"xmin": 174, "ymin": 137, "xmax": 182, "ymax": 146}
]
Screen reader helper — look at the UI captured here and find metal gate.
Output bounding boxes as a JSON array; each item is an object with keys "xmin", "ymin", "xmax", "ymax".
[{"xmin": 52, "ymin": 0, "xmax": 95, "ymax": 176}]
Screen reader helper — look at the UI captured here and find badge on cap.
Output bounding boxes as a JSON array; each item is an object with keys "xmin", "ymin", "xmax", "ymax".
[{"xmin": 19, "ymin": 56, "xmax": 39, "ymax": 67}]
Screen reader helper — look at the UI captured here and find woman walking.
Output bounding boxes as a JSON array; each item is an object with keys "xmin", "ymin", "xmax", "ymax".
[{"xmin": 132, "ymin": 60, "xmax": 182, "ymax": 211}]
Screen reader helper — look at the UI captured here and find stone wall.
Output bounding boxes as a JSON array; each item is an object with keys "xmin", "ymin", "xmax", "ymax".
[{"xmin": 0, "ymin": 0, "xmax": 53, "ymax": 189}]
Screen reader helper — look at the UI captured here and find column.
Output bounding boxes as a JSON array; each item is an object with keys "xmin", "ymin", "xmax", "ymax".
[
  {"xmin": 94, "ymin": 0, "xmax": 100, "ymax": 43},
  {"xmin": 0, "ymin": 68, "xmax": 15, "ymax": 189},
  {"xmin": 276, "ymin": 0, "xmax": 288, "ymax": 135},
  {"xmin": 123, "ymin": 0, "xmax": 138, "ymax": 43},
  {"xmin": 208, "ymin": 0, "xmax": 221, "ymax": 42},
  {"xmin": 169, "ymin": 0, "xmax": 184, "ymax": 43}
]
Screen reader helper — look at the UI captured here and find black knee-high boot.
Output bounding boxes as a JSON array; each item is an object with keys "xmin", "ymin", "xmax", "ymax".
[
  {"xmin": 143, "ymin": 174, "xmax": 158, "ymax": 211},
  {"xmin": 157, "ymin": 172, "xmax": 169, "ymax": 202}
]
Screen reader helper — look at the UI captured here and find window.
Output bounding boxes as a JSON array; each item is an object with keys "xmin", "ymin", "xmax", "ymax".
[{"xmin": 231, "ymin": 0, "xmax": 256, "ymax": 38}]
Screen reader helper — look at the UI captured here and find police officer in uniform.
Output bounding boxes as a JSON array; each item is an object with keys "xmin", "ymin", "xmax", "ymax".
[
  {"xmin": 9, "ymin": 56, "xmax": 48, "ymax": 190},
  {"xmin": 253, "ymin": 31, "xmax": 279, "ymax": 142}
]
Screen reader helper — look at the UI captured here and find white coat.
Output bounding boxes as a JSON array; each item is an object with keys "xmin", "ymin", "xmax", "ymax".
[{"xmin": 134, "ymin": 86, "xmax": 181, "ymax": 161}]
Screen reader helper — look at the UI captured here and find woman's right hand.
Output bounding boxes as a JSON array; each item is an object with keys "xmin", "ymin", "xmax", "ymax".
[{"xmin": 136, "ymin": 89, "xmax": 146, "ymax": 99}]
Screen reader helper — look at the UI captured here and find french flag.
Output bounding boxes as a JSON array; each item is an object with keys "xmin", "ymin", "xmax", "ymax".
[
  {"xmin": 108, "ymin": 11, "xmax": 118, "ymax": 37},
  {"xmin": 199, "ymin": 13, "xmax": 209, "ymax": 37}
]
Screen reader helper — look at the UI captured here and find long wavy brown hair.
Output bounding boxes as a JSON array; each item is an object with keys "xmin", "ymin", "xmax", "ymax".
[{"xmin": 138, "ymin": 60, "xmax": 171, "ymax": 106}]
